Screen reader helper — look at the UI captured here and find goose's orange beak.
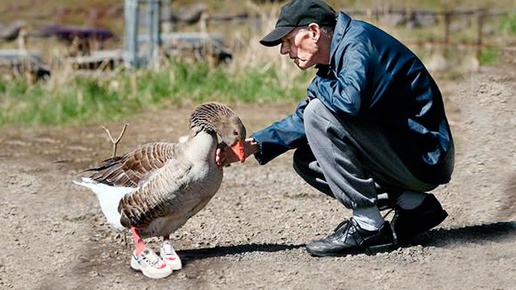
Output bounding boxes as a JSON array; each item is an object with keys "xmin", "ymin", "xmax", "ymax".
[{"xmin": 231, "ymin": 140, "xmax": 246, "ymax": 162}]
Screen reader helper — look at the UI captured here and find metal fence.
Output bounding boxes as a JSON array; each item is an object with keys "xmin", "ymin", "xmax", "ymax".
[
  {"xmin": 124, "ymin": 0, "xmax": 162, "ymax": 69},
  {"xmin": 123, "ymin": 0, "xmax": 227, "ymax": 69}
]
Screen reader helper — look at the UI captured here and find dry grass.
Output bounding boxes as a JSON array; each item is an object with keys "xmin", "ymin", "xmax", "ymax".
[{"xmin": 1, "ymin": 1, "xmax": 514, "ymax": 97}]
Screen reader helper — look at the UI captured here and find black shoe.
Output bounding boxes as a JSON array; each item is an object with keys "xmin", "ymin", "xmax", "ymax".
[
  {"xmin": 306, "ymin": 218, "xmax": 395, "ymax": 257},
  {"xmin": 392, "ymin": 193, "xmax": 448, "ymax": 245}
]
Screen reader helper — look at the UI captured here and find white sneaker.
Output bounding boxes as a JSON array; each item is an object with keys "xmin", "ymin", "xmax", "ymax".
[
  {"xmin": 130, "ymin": 248, "xmax": 172, "ymax": 279},
  {"xmin": 160, "ymin": 240, "xmax": 182, "ymax": 270}
]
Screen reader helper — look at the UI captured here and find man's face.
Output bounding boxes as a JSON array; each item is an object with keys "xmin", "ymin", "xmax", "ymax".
[{"xmin": 280, "ymin": 27, "xmax": 319, "ymax": 70}]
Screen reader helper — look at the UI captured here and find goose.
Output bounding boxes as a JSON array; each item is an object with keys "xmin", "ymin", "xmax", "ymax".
[{"xmin": 73, "ymin": 102, "xmax": 246, "ymax": 279}]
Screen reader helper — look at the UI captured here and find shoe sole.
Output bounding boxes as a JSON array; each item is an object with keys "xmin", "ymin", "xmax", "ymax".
[
  {"xmin": 365, "ymin": 242, "xmax": 397, "ymax": 255},
  {"xmin": 307, "ymin": 242, "xmax": 396, "ymax": 257}
]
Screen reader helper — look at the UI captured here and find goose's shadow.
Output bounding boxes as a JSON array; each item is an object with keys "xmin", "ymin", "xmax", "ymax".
[{"xmin": 177, "ymin": 221, "xmax": 515, "ymax": 264}]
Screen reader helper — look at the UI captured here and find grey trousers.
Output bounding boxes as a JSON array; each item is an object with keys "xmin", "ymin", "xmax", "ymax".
[{"xmin": 293, "ymin": 99, "xmax": 438, "ymax": 209}]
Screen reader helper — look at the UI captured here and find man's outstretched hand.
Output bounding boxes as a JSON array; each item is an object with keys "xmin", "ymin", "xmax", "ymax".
[{"xmin": 216, "ymin": 138, "xmax": 259, "ymax": 167}]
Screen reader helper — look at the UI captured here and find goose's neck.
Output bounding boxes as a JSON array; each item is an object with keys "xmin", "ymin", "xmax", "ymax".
[{"xmin": 185, "ymin": 130, "xmax": 218, "ymax": 162}]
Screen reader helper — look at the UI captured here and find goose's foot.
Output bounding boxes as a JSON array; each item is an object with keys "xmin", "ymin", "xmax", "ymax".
[
  {"xmin": 129, "ymin": 227, "xmax": 172, "ymax": 279},
  {"xmin": 130, "ymin": 227, "xmax": 147, "ymax": 255},
  {"xmin": 160, "ymin": 238, "xmax": 182, "ymax": 270}
]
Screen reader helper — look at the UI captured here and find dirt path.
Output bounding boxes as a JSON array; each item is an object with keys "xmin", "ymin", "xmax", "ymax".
[{"xmin": 0, "ymin": 66, "xmax": 515, "ymax": 290}]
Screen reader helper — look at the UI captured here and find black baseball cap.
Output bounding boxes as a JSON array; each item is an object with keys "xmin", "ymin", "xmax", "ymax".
[{"xmin": 260, "ymin": 0, "xmax": 337, "ymax": 47}]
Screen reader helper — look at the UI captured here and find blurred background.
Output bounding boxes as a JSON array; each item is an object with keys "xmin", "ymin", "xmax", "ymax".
[{"xmin": 0, "ymin": 0, "xmax": 515, "ymax": 127}]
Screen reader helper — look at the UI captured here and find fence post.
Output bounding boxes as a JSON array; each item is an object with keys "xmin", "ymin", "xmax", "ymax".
[
  {"xmin": 145, "ymin": 0, "xmax": 161, "ymax": 69},
  {"xmin": 151, "ymin": 0, "xmax": 161, "ymax": 70},
  {"xmin": 124, "ymin": 0, "xmax": 139, "ymax": 68},
  {"xmin": 124, "ymin": 0, "xmax": 161, "ymax": 69}
]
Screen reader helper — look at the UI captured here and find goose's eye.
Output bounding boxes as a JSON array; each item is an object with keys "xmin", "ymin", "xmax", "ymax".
[{"xmin": 233, "ymin": 130, "xmax": 238, "ymax": 136}]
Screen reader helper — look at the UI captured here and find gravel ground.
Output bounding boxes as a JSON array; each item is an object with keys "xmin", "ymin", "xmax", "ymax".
[{"xmin": 0, "ymin": 66, "xmax": 515, "ymax": 290}]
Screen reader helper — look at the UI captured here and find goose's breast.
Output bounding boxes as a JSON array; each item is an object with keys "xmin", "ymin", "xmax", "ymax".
[
  {"xmin": 142, "ymin": 164, "xmax": 223, "ymax": 237},
  {"xmin": 174, "ymin": 162, "xmax": 224, "ymax": 211}
]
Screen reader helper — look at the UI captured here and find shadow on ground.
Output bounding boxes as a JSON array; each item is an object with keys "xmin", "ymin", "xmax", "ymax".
[
  {"xmin": 178, "ymin": 243, "xmax": 305, "ymax": 264},
  {"xmin": 416, "ymin": 221, "xmax": 516, "ymax": 246},
  {"xmin": 178, "ymin": 221, "xmax": 516, "ymax": 263}
]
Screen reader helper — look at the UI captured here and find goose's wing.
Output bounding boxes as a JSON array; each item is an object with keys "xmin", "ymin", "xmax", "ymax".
[
  {"xmin": 118, "ymin": 157, "xmax": 202, "ymax": 229},
  {"xmin": 87, "ymin": 142, "xmax": 181, "ymax": 187}
]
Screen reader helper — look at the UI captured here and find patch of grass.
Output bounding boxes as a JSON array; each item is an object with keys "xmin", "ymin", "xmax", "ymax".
[
  {"xmin": 1, "ymin": 1, "xmax": 514, "ymax": 128},
  {"xmin": 479, "ymin": 46, "xmax": 498, "ymax": 65},
  {"xmin": 0, "ymin": 60, "xmax": 312, "ymax": 127},
  {"xmin": 499, "ymin": 13, "xmax": 516, "ymax": 34}
]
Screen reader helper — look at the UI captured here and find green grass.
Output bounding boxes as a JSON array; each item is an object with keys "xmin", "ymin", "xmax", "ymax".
[
  {"xmin": 479, "ymin": 46, "xmax": 498, "ymax": 65},
  {"xmin": 0, "ymin": 61, "xmax": 312, "ymax": 127},
  {"xmin": 1, "ymin": 1, "xmax": 515, "ymax": 128},
  {"xmin": 500, "ymin": 13, "xmax": 516, "ymax": 34}
]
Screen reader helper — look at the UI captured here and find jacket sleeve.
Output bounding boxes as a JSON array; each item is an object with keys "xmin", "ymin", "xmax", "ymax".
[
  {"xmin": 250, "ymin": 99, "xmax": 309, "ymax": 165},
  {"xmin": 308, "ymin": 41, "xmax": 373, "ymax": 117}
]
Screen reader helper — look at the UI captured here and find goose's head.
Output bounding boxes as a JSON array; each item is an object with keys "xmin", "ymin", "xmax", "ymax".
[
  {"xmin": 191, "ymin": 102, "xmax": 247, "ymax": 162},
  {"xmin": 217, "ymin": 114, "xmax": 247, "ymax": 162}
]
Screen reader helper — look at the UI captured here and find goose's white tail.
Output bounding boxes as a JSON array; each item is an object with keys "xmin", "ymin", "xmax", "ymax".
[{"xmin": 73, "ymin": 177, "xmax": 134, "ymax": 231}]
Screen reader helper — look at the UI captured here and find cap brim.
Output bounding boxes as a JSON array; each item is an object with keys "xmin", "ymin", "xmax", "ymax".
[{"xmin": 259, "ymin": 26, "xmax": 295, "ymax": 47}]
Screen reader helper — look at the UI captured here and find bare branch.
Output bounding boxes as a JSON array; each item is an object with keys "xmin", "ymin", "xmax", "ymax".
[{"xmin": 101, "ymin": 124, "xmax": 129, "ymax": 157}]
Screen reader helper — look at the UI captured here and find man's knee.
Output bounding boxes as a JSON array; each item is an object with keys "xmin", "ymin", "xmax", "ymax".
[{"xmin": 304, "ymin": 99, "xmax": 327, "ymax": 129}]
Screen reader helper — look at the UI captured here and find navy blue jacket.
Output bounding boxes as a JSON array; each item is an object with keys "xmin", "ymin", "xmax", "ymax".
[{"xmin": 251, "ymin": 12, "xmax": 454, "ymax": 185}]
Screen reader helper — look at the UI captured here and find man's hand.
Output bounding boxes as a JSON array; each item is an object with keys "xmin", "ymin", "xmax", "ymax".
[{"xmin": 216, "ymin": 138, "xmax": 259, "ymax": 167}]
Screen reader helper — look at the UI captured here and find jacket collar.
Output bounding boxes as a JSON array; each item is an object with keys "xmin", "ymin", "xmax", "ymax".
[
  {"xmin": 315, "ymin": 12, "xmax": 352, "ymax": 76},
  {"xmin": 329, "ymin": 11, "xmax": 352, "ymax": 62}
]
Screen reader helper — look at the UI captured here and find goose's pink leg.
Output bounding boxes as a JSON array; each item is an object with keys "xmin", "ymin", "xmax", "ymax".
[{"xmin": 131, "ymin": 227, "xmax": 147, "ymax": 255}]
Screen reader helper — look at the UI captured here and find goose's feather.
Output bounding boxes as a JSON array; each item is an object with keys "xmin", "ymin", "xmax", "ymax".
[
  {"xmin": 86, "ymin": 142, "xmax": 180, "ymax": 187},
  {"xmin": 73, "ymin": 177, "xmax": 132, "ymax": 230}
]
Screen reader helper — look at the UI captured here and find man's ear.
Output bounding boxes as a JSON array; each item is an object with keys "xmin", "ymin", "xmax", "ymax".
[{"xmin": 308, "ymin": 23, "xmax": 321, "ymax": 41}]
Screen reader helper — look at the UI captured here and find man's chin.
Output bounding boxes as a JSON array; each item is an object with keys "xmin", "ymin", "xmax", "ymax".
[{"xmin": 295, "ymin": 62, "xmax": 313, "ymax": 70}]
